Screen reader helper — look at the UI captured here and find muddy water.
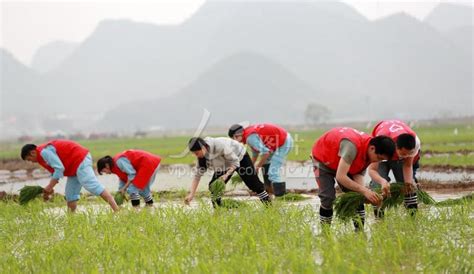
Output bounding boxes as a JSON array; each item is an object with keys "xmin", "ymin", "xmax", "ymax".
[
  {"xmin": 39, "ymin": 190, "xmax": 473, "ymax": 219},
  {"xmin": 1, "ymin": 163, "xmax": 472, "ymax": 195}
]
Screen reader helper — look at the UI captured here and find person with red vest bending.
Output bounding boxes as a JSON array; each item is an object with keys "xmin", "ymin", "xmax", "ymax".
[
  {"xmin": 228, "ymin": 123, "xmax": 293, "ymax": 197},
  {"xmin": 97, "ymin": 150, "xmax": 161, "ymax": 208},
  {"xmin": 368, "ymin": 120, "xmax": 421, "ymax": 218},
  {"xmin": 311, "ymin": 127, "xmax": 395, "ymax": 230},
  {"xmin": 20, "ymin": 140, "xmax": 119, "ymax": 212}
]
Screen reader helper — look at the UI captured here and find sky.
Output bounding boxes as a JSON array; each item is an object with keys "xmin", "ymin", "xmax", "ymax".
[{"xmin": 1, "ymin": 0, "xmax": 473, "ymax": 65}]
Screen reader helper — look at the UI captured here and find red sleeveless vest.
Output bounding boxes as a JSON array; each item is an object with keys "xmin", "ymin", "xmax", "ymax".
[
  {"xmin": 112, "ymin": 150, "xmax": 161, "ymax": 189},
  {"xmin": 36, "ymin": 140, "xmax": 89, "ymax": 177},
  {"xmin": 242, "ymin": 123, "xmax": 287, "ymax": 152},
  {"xmin": 312, "ymin": 127, "xmax": 372, "ymax": 175},
  {"xmin": 372, "ymin": 120, "xmax": 418, "ymax": 160}
]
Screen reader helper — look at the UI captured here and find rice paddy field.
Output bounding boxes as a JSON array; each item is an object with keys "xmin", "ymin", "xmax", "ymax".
[
  {"xmin": 0, "ymin": 121, "xmax": 473, "ymax": 272},
  {"xmin": 0, "ymin": 122, "xmax": 473, "ymax": 169},
  {"xmin": 0, "ymin": 196, "xmax": 472, "ymax": 273}
]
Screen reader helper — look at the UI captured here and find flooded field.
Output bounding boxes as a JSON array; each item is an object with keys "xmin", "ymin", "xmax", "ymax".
[{"xmin": 1, "ymin": 162, "xmax": 472, "ymax": 199}]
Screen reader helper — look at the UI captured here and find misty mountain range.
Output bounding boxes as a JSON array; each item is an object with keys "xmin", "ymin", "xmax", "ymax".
[{"xmin": 1, "ymin": 1, "xmax": 473, "ymax": 136}]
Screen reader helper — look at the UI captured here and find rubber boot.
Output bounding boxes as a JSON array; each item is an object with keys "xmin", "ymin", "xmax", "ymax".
[
  {"xmin": 211, "ymin": 197, "xmax": 222, "ymax": 208},
  {"xmin": 273, "ymin": 182, "xmax": 286, "ymax": 197}
]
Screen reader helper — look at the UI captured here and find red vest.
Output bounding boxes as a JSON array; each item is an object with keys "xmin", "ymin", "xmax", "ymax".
[
  {"xmin": 36, "ymin": 140, "xmax": 89, "ymax": 177},
  {"xmin": 112, "ymin": 150, "xmax": 161, "ymax": 190},
  {"xmin": 372, "ymin": 120, "xmax": 418, "ymax": 160},
  {"xmin": 243, "ymin": 123, "xmax": 287, "ymax": 152},
  {"xmin": 312, "ymin": 127, "xmax": 372, "ymax": 175}
]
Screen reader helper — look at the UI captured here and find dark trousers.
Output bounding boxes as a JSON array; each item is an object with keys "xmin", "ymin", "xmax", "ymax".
[
  {"xmin": 314, "ymin": 165, "xmax": 365, "ymax": 230},
  {"xmin": 208, "ymin": 153, "xmax": 266, "ymax": 205},
  {"xmin": 369, "ymin": 158, "xmax": 420, "ymax": 217}
]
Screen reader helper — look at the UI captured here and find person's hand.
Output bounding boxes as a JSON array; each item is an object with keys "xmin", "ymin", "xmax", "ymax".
[
  {"xmin": 184, "ymin": 193, "xmax": 194, "ymax": 205},
  {"xmin": 363, "ymin": 189, "xmax": 382, "ymax": 206},
  {"xmin": 220, "ymin": 174, "xmax": 229, "ymax": 182},
  {"xmin": 404, "ymin": 181, "xmax": 417, "ymax": 194},
  {"xmin": 119, "ymin": 187, "xmax": 127, "ymax": 196},
  {"xmin": 43, "ymin": 184, "xmax": 54, "ymax": 201},
  {"xmin": 381, "ymin": 180, "xmax": 391, "ymax": 198}
]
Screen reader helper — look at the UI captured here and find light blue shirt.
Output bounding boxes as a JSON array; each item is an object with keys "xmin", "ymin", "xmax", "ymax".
[
  {"xmin": 40, "ymin": 145, "xmax": 65, "ymax": 180},
  {"xmin": 116, "ymin": 157, "xmax": 136, "ymax": 181},
  {"xmin": 246, "ymin": 133, "xmax": 271, "ymax": 156}
]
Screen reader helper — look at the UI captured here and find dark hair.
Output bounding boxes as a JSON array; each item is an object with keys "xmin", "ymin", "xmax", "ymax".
[
  {"xmin": 228, "ymin": 124, "xmax": 244, "ymax": 138},
  {"xmin": 188, "ymin": 137, "xmax": 208, "ymax": 152},
  {"xmin": 97, "ymin": 156, "xmax": 114, "ymax": 175},
  {"xmin": 21, "ymin": 144, "xmax": 37, "ymax": 160},
  {"xmin": 369, "ymin": 136, "xmax": 395, "ymax": 158},
  {"xmin": 396, "ymin": 133, "xmax": 416, "ymax": 150}
]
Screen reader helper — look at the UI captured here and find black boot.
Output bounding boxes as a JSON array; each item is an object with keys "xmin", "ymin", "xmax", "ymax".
[
  {"xmin": 273, "ymin": 182, "xmax": 286, "ymax": 197},
  {"xmin": 211, "ymin": 197, "xmax": 222, "ymax": 208}
]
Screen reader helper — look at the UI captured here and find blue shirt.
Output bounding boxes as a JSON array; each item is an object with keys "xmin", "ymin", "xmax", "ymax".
[
  {"xmin": 116, "ymin": 157, "xmax": 136, "ymax": 181},
  {"xmin": 40, "ymin": 145, "xmax": 65, "ymax": 180},
  {"xmin": 246, "ymin": 133, "xmax": 271, "ymax": 156}
]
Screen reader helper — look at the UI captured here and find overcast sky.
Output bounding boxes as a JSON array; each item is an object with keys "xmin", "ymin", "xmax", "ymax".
[{"xmin": 1, "ymin": 0, "xmax": 473, "ymax": 65}]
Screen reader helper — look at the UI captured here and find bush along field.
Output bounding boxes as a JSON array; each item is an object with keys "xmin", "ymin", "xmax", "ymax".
[{"xmin": 0, "ymin": 198, "xmax": 472, "ymax": 273}]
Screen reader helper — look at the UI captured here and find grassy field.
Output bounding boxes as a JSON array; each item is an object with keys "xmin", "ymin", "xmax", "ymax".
[
  {"xmin": 0, "ymin": 198, "xmax": 472, "ymax": 272},
  {"xmin": 0, "ymin": 123, "xmax": 472, "ymax": 168}
]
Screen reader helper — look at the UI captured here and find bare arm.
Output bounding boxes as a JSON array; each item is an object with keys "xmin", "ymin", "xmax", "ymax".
[
  {"xmin": 403, "ymin": 157, "xmax": 416, "ymax": 192},
  {"xmin": 184, "ymin": 177, "xmax": 201, "ymax": 204},
  {"xmin": 120, "ymin": 180, "xmax": 133, "ymax": 194},
  {"xmin": 43, "ymin": 178, "xmax": 59, "ymax": 200},
  {"xmin": 368, "ymin": 162, "xmax": 390, "ymax": 197},
  {"xmin": 335, "ymin": 159, "xmax": 381, "ymax": 205},
  {"xmin": 221, "ymin": 166, "xmax": 237, "ymax": 181},
  {"xmin": 255, "ymin": 153, "xmax": 271, "ymax": 169}
]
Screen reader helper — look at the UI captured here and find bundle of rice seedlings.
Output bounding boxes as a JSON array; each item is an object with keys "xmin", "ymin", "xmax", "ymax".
[
  {"xmin": 381, "ymin": 182, "xmax": 435, "ymax": 207},
  {"xmin": 209, "ymin": 179, "xmax": 226, "ymax": 197},
  {"xmin": 417, "ymin": 189, "xmax": 436, "ymax": 205},
  {"xmin": 114, "ymin": 192, "xmax": 126, "ymax": 206},
  {"xmin": 333, "ymin": 192, "xmax": 366, "ymax": 221},
  {"xmin": 335, "ymin": 182, "xmax": 436, "ymax": 220},
  {"xmin": 229, "ymin": 175, "xmax": 243, "ymax": 187},
  {"xmin": 380, "ymin": 183, "xmax": 405, "ymax": 210},
  {"xmin": 19, "ymin": 185, "xmax": 44, "ymax": 205}
]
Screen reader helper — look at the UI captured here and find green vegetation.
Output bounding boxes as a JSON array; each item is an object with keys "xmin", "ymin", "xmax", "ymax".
[
  {"xmin": 334, "ymin": 183, "xmax": 435, "ymax": 221},
  {"xmin": 18, "ymin": 185, "xmax": 44, "ymax": 205},
  {"xmin": 0, "ymin": 199, "xmax": 472, "ymax": 272},
  {"xmin": 114, "ymin": 192, "xmax": 126, "ymax": 206},
  {"xmin": 1, "ymin": 123, "xmax": 472, "ymax": 168},
  {"xmin": 275, "ymin": 193, "xmax": 311, "ymax": 202}
]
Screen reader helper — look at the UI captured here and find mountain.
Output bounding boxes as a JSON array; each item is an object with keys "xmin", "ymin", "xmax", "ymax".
[
  {"xmin": 424, "ymin": 3, "xmax": 474, "ymax": 32},
  {"xmin": 0, "ymin": 49, "xmax": 41, "ymax": 115},
  {"xmin": 2, "ymin": 1, "xmax": 473, "ymax": 134},
  {"xmin": 31, "ymin": 1, "xmax": 369, "ymax": 116},
  {"xmin": 31, "ymin": 41, "xmax": 78, "ymax": 73},
  {"xmin": 100, "ymin": 52, "xmax": 323, "ymax": 130}
]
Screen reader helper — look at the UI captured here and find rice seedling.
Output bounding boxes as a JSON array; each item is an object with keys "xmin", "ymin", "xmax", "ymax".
[
  {"xmin": 113, "ymin": 192, "xmax": 126, "ymax": 206},
  {"xmin": 275, "ymin": 193, "xmax": 310, "ymax": 202},
  {"xmin": 333, "ymin": 191, "xmax": 366, "ymax": 221},
  {"xmin": 18, "ymin": 185, "xmax": 44, "ymax": 205},
  {"xmin": 229, "ymin": 175, "xmax": 243, "ymax": 187},
  {"xmin": 209, "ymin": 179, "xmax": 226, "ymax": 197},
  {"xmin": 334, "ymin": 183, "xmax": 435, "ymax": 220},
  {"xmin": 220, "ymin": 198, "xmax": 248, "ymax": 209},
  {"xmin": 436, "ymin": 194, "xmax": 473, "ymax": 207},
  {"xmin": 0, "ymin": 199, "xmax": 471, "ymax": 272}
]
